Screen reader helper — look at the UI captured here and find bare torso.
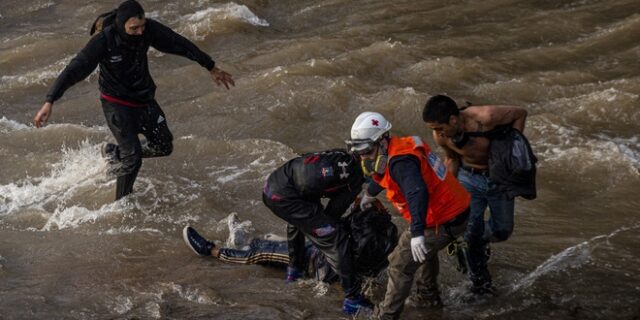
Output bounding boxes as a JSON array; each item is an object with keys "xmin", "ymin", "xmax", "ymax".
[
  {"xmin": 439, "ymin": 113, "xmax": 492, "ymax": 169},
  {"xmin": 432, "ymin": 104, "xmax": 527, "ymax": 171}
]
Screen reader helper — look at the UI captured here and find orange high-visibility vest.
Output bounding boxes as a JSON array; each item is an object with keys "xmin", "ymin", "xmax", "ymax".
[{"xmin": 372, "ymin": 136, "xmax": 470, "ymax": 227}]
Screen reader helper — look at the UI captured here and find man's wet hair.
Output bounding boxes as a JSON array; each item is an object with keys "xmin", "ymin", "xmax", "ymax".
[{"xmin": 422, "ymin": 94, "xmax": 460, "ymax": 124}]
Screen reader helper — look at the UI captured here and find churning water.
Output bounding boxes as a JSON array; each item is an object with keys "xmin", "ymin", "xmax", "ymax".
[{"xmin": 1, "ymin": 0, "xmax": 639, "ymax": 319}]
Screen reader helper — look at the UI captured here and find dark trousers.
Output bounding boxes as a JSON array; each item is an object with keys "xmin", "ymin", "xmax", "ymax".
[
  {"xmin": 218, "ymin": 239, "xmax": 291, "ymax": 265},
  {"xmin": 262, "ymin": 192, "xmax": 360, "ymax": 297},
  {"xmin": 102, "ymin": 99, "xmax": 173, "ymax": 200},
  {"xmin": 376, "ymin": 209, "xmax": 469, "ymax": 319},
  {"xmin": 458, "ymin": 168, "xmax": 515, "ymax": 287}
]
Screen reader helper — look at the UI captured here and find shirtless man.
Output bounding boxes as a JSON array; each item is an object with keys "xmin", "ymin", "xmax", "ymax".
[{"xmin": 421, "ymin": 94, "xmax": 527, "ymax": 294}]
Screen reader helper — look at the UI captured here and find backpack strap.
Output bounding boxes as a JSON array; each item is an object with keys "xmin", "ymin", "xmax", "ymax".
[{"xmin": 90, "ymin": 9, "xmax": 117, "ymax": 36}]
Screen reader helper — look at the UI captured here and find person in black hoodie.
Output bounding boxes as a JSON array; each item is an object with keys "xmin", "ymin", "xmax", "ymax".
[{"xmin": 33, "ymin": 0, "xmax": 234, "ymax": 200}]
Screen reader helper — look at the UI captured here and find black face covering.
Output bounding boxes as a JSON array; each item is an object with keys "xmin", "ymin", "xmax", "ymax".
[{"xmin": 115, "ymin": 0, "xmax": 145, "ymax": 44}]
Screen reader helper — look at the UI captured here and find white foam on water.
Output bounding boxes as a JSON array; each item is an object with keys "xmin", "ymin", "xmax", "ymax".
[
  {"xmin": 177, "ymin": 3, "xmax": 269, "ymax": 40},
  {"xmin": 539, "ymin": 138, "xmax": 640, "ymax": 176},
  {"xmin": 569, "ymin": 88, "xmax": 639, "ymax": 123},
  {"xmin": 189, "ymin": 3, "xmax": 269, "ymax": 27},
  {"xmin": 111, "ymin": 295, "xmax": 133, "ymax": 315},
  {"xmin": 122, "ymin": 285, "xmax": 164, "ymax": 319},
  {"xmin": 0, "ymin": 55, "xmax": 74, "ymax": 90},
  {"xmin": 575, "ymin": 13, "xmax": 640, "ymax": 44},
  {"xmin": 597, "ymin": 134, "xmax": 640, "ymax": 171},
  {"xmin": 145, "ymin": 10, "xmax": 160, "ymax": 19},
  {"xmin": 511, "ymin": 223, "xmax": 640, "ymax": 292},
  {"xmin": 0, "ymin": 116, "xmax": 30, "ymax": 133},
  {"xmin": 144, "ymin": 302, "xmax": 161, "ymax": 319},
  {"xmin": 533, "ymin": 117, "xmax": 640, "ymax": 175},
  {"xmin": 217, "ymin": 212, "xmax": 253, "ymax": 249},
  {"xmin": 212, "ymin": 167, "xmax": 251, "ymax": 184},
  {"xmin": 169, "ymin": 283, "xmax": 217, "ymax": 305},
  {"xmin": 102, "ymin": 226, "xmax": 163, "ymax": 235},
  {"xmin": 293, "ymin": 1, "xmax": 338, "ymax": 16},
  {"xmin": 249, "ymin": 156, "xmax": 277, "ymax": 168},
  {"xmin": 312, "ymin": 281, "xmax": 330, "ymax": 297},
  {"xmin": 294, "ymin": 278, "xmax": 330, "ymax": 297},
  {"xmin": 207, "ymin": 140, "xmax": 289, "ymax": 183},
  {"xmin": 1, "ymin": 31, "xmax": 55, "ymax": 43},
  {"xmin": 42, "ymin": 203, "xmax": 113, "ymax": 231},
  {"xmin": 0, "ymin": 140, "xmax": 109, "ymax": 217},
  {"xmin": 27, "ymin": 1, "xmax": 55, "ymax": 13}
]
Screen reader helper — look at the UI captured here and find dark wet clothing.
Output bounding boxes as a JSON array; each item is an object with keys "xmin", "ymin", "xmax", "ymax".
[
  {"xmin": 46, "ymin": 19, "xmax": 215, "ymax": 104},
  {"xmin": 217, "ymin": 239, "xmax": 338, "ymax": 283},
  {"xmin": 218, "ymin": 202, "xmax": 397, "ymax": 284},
  {"xmin": 262, "ymin": 149, "xmax": 364, "ymax": 297},
  {"xmin": 45, "ymin": 18, "xmax": 215, "ymax": 199},
  {"xmin": 102, "ymin": 99, "xmax": 173, "ymax": 199}
]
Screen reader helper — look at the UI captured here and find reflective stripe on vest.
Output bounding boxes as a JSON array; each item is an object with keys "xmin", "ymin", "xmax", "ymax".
[{"xmin": 372, "ymin": 136, "xmax": 471, "ymax": 227}]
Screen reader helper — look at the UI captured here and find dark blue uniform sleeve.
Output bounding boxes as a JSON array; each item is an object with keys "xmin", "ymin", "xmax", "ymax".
[
  {"xmin": 147, "ymin": 19, "xmax": 215, "ymax": 70},
  {"xmin": 366, "ymin": 177, "xmax": 385, "ymax": 197},
  {"xmin": 45, "ymin": 35, "xmax": 108, "ymax": 103},
  {"xmin": 389, "ymin": 155, "xmax": 429, "ymax": 237}
]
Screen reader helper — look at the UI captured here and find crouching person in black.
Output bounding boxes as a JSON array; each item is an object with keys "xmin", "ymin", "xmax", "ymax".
[{"xmin": 262, "ymin": 149, "xmax": 372, "ymax": 315}]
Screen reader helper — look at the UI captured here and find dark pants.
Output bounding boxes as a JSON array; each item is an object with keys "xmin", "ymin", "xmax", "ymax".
[
  {"xmin": 458, "ymin": 168, "xmax": 515, "ymax": 287},
  {"xmin": 102, "ymin": 99, "xmax": 173, "ymax": 200},
  {"xmin": 375, "ymin": 209, "xmax": 469, "ymax": 320},
  {"xmin": 262, "ymin": 192, "xmax": 360, "ymax": 298},
  {"xmin": 218, "ymin": 239, "xmax": 291, "ymax": 265},
  {"xmin": 218, "ymin": 240, "xmax": 337, "ymax": 283}
]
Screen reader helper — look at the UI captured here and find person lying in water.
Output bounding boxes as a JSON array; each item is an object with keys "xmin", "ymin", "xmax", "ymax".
[{"xmin": 183, "ymin": 199, "xmax": 398, "ymax": 285}]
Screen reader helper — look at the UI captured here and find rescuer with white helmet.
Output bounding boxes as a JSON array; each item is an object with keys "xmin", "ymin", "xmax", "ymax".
[{"xmin": 346, "ymin": 111, "xmax": 471, "ymax": 319}]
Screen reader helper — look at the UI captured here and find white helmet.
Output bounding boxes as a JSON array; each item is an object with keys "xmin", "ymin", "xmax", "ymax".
[{"xmin": 350, "ymin": 111, "xmax": 392, "ymax": 142}]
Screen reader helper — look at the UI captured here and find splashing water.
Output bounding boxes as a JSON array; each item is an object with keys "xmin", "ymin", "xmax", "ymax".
[
  {"xmin": 0, "ymin": 116, "xmax": 30, "ymax": 133},
  {"xmin": 0, "ymin": 140, "xmax": 109, "ymax": 217},
  {"xmin": 217, "ymin": 212, "xmax": 254, "ymax": 249},
  {"xmin": 178, "ymin": 2, "xmax": 269, "ymax": 40},
  {"xmin": 511, "ymin": 223, "xmax": 640, "ymax": 292}
]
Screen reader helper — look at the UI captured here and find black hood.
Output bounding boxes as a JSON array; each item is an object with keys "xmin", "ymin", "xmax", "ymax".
[{"xmin": 115, "ymin": 0, "xmax": 145, "ymax": 40}]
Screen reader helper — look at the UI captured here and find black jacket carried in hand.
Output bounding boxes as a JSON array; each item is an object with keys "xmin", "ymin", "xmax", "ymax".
[
  {"xmin": 46, "ymin": 19, "xmax": 215, "ymax": 104},
  {"xmin": 488, "ymin": 127, "xmax": 537, "ymax": 200}
]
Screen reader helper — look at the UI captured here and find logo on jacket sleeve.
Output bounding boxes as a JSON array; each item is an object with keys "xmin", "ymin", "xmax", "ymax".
[
  {"xmin": 321, "ymin": 167, "xmax": 333, "ymax": 178},
  {"xmin": 338, "ymin": 161, "xmax": 350, "ymax": 179}
]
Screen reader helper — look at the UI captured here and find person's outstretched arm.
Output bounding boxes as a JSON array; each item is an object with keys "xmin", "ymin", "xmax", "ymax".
[
  {"xmin": 34, "ymin": 35, "xmax": 107, "ymax": 127},
  {"xmin": 147, "ymin": 19, "xmax": 235, "ymax": 90}
]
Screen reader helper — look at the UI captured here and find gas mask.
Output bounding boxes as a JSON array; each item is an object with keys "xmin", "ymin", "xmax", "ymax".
[
  {"xmin": 360, "ymin": 145, "xmax": 388, "ymax": 177},
  {"xmin": 346, "ymin": 138, "xmax": 389, "ymax": 177},
  {"xmin": 361, "ymin": 155, "xmax": 387, "ymax": 176}
]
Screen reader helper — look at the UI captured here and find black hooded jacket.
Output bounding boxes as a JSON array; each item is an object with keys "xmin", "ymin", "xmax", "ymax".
[
  {"xmin": 266, "ymin": 150, "xmax": 365, "ymax": 218},
  {"xmin": 45, "ymin": 19, "xmax": 215, "ymax": 104}
]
